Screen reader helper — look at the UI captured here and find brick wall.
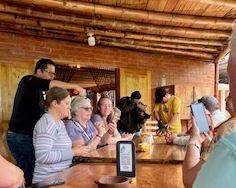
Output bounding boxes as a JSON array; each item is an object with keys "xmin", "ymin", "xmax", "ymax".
[{"xmin": 0, "ymin": 31, "xmax": 216, "ymax": 100}]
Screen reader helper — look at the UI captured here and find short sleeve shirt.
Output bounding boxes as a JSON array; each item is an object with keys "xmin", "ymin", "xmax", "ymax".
[{"xmin": 153, "ymin": 95, "xmax": 182, "ymax": 133}]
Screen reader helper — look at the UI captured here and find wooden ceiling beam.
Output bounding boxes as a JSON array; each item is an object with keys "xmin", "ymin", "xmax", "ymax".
[
  {"xmin": 99, "ymin": 41, "xmax": 215, "ymax": 59},
  {"xmin": 0, "ymin": 12, "xmax": 230, "ymax": 42},
  {"xmin": 97, "ymin": 36, "xmax": 220, "ymax": 53},
  {"xmin": 215, "ymin": 46, "xmax": 230, "ymax": 63},
  {"xmin": 3, "ymin": 0, "xmax": 234, "ymax": 30}
]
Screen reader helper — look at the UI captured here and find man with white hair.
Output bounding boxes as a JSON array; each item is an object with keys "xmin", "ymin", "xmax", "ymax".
[{"xmin": 199, "ymin": 96, "xmax": 228, "ymax": 128}]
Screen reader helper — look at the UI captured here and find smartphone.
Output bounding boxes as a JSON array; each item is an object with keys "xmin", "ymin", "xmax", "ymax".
[
  {"xmin": 116, "ymin": 141, "xmax": 136, "ymax": 177},
  {"xmin": 190, "ymin": 103, "xmax": 210, "ymax": 133}
]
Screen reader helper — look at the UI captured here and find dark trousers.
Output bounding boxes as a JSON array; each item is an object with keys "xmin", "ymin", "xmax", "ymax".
[{"xmin": 7, "ymin": 131, "xmax": 35, "ymax": 187}]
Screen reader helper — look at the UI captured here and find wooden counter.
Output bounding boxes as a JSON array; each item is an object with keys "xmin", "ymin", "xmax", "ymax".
[
  {"xmin": 79, "ymin": 141, "xmax": 186, "ymax": 164},
  {"xmin": 52, "ymin": 163, "xmax": 184, "ymax": 188}
]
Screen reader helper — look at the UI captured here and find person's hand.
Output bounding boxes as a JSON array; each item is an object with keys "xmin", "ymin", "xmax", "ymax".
[
  {"xmin": 107, "ymin": 121, "xmax": 117, "ymax": 135},
  {"xmin": 137, "ymin": 103, "xmax": 145, "ymax": 111},
  {"xmin": 95, "ymin": 122, "xmax": 106, "ymax": 137},
  {"xmin": 191, "ymin": 116, "xmax": 210, "ymax": 144},
  {"xmin": 121, "ymin": 133, "xmax": 134, "ymax": 140},
  {"xmin": 201, "ymin": 132, "xmax": 212, "ymax": 152},
  {"xmin": 190, "ymin": 117, "xmax": 201, "ymax": 138},
  {"xmin": 165, "ymin": 133, "xmax": 177, "ymax": 144},
  {"xmin": 73, "ymin": 86, "xmax": 86, "ymax": 97},
  {"xmin": 14, "ymin": 166, "xmax": 25, "ymax": 187},
  {"xmin": 73, "ymin": 146, "xmax": 91, "ymax": 156}
]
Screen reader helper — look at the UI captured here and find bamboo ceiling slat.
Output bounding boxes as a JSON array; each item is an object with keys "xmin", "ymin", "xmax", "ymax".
[
  {"xmin": 98, "ymin": 0, "xmax": 117, "ymax": 6},
  {"xmin": 115, "ymin": 0, "xmax": 148, "ymax": 9},
  {"xmin": 203, "ymin": 4, "xmax": 232, "ymax": 17},
  {"xmin": 173, "ymin": 1, "xmax": 208, "ymax": 15},
  {"xmin": 195, "ymin": 0, "xmax": 236, "ymax": 8},
  {"xmin": 162, "ymin": 0, "xmax": 179, "ymax": 12},
  {"xmin": 146, "ymin": 0, "xmax": 169, "ymax": 12}
]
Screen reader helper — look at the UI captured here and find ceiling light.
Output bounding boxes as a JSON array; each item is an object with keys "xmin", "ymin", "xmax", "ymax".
[{"xmin": 88, "ymin": 33, "xmax": 95, "ymax": 46}]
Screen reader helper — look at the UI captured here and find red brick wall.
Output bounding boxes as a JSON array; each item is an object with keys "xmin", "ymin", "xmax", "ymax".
[{"xmin": 0, "ymin": 31, "xmax": 216, "ymax": 95}]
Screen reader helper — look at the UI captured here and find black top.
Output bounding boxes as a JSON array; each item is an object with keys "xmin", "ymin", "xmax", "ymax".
[
  {"xmin": 8, "ymin": 75, "xmax": 51, "ymax": 135},
  {"xmin": 117, "ymin": 96, "xmax": 139, "ymax": 133}
]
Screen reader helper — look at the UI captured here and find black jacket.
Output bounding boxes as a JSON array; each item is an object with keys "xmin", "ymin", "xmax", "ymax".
[{"xmin": 117, "ymin": 96, "xmax": 141, "ymax": 133}]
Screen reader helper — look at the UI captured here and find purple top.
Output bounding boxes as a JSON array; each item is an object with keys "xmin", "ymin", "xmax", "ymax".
[
  {"xmin": 91, "ymin": 114, "xmax": 104, "ymax": 124},
  {"xmin": 65, "ymin": 119, "xmax": 96, "ymax": 145}
]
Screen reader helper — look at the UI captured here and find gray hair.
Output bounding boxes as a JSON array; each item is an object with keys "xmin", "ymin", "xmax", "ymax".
[
  {"xmin": 70, "ymin": 97, "xmax": 91, "ymax": 118},
  {"xmin": 200, "ymin": 96, "xmax": 219, "ymax": 111}
]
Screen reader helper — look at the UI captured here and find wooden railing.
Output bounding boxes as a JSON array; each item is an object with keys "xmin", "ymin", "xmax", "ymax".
[{"xmin": 142, "ymin": 120, "xmax": 157, "ymax": 135}]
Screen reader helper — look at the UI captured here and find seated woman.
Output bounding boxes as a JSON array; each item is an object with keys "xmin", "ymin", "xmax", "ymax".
[
  {"xmin": 91, "ymin": 96, "xmax": 133, "ymax": 144},
  {"xmin": 65, "ymin": 97, "xmax": 110, "ymax": 149},
  {"xmin": 33, "ymin": 87, "xmax": 86, "ymax": 184}
]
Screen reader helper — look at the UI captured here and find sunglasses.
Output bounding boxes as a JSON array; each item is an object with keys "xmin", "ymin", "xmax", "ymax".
[
  {"xmin": 80, "ymin": 107, "xmax": 93, "ymax": 111},
  {"xmin": 44, "ymin": 69, "xmax": 56, "ymax": 76}
]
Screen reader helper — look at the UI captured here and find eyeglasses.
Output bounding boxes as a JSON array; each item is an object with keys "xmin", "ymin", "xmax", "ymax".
[
  {"xmin": 44, "ymin": 69, "xmax": 56, "ymax": 76},
  {"xmin": 80, "ymin": 107, "xmax": 93, "ymax": 111}
]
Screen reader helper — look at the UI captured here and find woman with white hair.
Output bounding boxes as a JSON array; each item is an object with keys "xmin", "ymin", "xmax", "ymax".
[{"xmin": 65, "ymin": 97, "xmax": 109, "ymax": 150}]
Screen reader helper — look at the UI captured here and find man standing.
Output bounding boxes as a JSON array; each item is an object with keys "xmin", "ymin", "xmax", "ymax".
[
  {"xmin": 153, "ymin": 88, "xmax": 182, "ymax": 134},
  {"xmin": 7, "ymin": 58, "xmax": 86, "ymax": 186},
  {"xmin": 118, "ymin": 91, "xmax": 147, "ymax": 134}
]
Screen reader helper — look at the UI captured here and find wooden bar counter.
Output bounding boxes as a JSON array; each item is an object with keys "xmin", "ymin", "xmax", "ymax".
[
  {"xmin": 80, "ymin": 137, "xmax": 186, "ymax": 163},
  {"xmin": 53, "ymin": 163, "xmax": 184, "ymax": 188}
]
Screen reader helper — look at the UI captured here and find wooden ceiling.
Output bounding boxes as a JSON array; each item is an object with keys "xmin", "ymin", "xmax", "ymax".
[{"xmin": 0, "ymin": 0, "xmax": 236, "ymax": 63}]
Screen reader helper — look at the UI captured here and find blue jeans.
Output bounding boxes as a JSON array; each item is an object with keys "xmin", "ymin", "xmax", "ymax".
[{"xmin": 7, "ymin": 131, "xmax": 35, "ymax": 187}]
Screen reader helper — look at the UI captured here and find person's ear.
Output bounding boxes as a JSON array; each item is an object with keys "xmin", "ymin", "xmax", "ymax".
[{"xmin": 51, "ymin": 100, "xmax": 58, "ymax": 107}]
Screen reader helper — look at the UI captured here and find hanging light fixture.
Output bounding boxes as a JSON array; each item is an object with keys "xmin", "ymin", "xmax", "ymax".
[{"xmin": 88, "ymin": 33, "xmax": 95, "ymax": 46}]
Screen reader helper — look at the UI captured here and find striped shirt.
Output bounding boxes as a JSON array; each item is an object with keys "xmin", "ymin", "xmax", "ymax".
[{"xmin": 33, "ymin": 113, "xmax": 73, "ymax": 184}]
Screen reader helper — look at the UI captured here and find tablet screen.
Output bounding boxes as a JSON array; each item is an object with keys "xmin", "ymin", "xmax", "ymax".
[{"xmin": 116, "ymin": 141, "xmax": 135, "ymax": 177}]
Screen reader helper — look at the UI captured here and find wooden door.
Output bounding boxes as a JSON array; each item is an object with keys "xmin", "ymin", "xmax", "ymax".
[
  {"xmin": 116, "ymin": 68, "xmax": 151, "ymax": 113},
  {"xmin": 174, "ymin": 85, "xmax": 194, "ymax": 119},
  {"xmin": 0, "ymin": 63, "xmax": 33, "ymax": 129}
]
